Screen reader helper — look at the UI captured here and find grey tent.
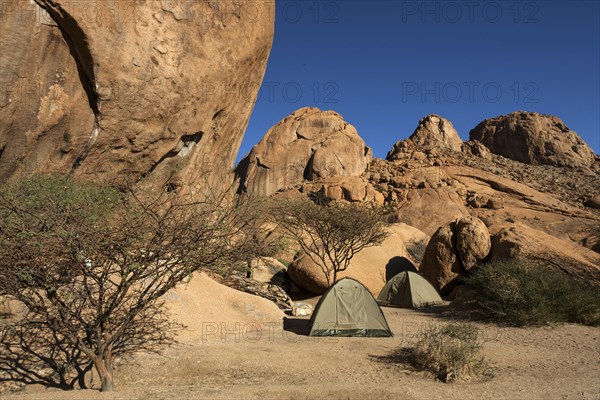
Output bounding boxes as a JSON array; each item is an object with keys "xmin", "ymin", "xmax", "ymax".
[
  {"xmin": 377, "ymin": 271, "xmax": 443, "ymax": 308},
  {"xmin": 309, "ymin": 278, "xmax": 392, "ymax": 337}
]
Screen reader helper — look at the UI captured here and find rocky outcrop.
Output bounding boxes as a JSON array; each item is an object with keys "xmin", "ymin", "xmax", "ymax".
[
  {"xmin": 490, "ymin": 222, "xmax": 600, "ymax": 286},
  {"xmin": 420, "ymin": 216, "xmax": 491, "ymax": 293},
  {"xmin": 387, "ymin": 115, "xmax": 462, "ymax": 160},
  {"xmin": 393, "ymin": 187, "xmax": 471, "ymax": 236},
  {"xmin": 1, "ymin": 0, "xmax": 274, "ymax": 193},
  {"xmin": 469, "ymin": 112, "xmax": 596, "ymax": 168},
  {"xmin": 461, "ymin": 140, "xmax": 492, "ymax": 159},
  {"xmin": 300, "ymin": 177, "xmax": 385, "ymax": 206},
  {"xmin": 223, "ymin": 274, "xmax": 293, "ymax": 310},
  {"xmin": 235, "ymin": 107, "xmax": 372, "ymax": 197}
]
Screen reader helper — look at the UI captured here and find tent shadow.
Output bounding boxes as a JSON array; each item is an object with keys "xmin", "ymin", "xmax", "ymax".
[
  {"xmin": 282, "ymin": 317, "xmax": 311, "ymax": 336},
  {"xmin": 401, "ymin": 302, "xmax": 487, "ymax": 323},
  {"xmin": 385, "ymin": 257, "xmax": 417, "ymax": 281}
]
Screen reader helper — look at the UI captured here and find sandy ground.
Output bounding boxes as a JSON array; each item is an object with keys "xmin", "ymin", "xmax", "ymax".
[{"xmin": 3, "ymin": 274, "xmax": 600, "ymax": 400}]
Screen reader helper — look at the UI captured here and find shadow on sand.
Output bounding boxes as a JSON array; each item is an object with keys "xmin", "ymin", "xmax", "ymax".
[{"xmin": 282, "ymin": 317, "xmax": 311, "ymax": 336}]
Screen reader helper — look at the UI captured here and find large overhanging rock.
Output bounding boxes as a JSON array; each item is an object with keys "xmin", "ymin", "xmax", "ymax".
[
  {"xmin": 469, "ymin": 111, "xmax": 596, "ymax": 168},
  {"xmin": 0, "ymin": 0, "xmax": 274, "ymax": 192},
  {"xmin": 235, "ymin": 107, "xmax": 372, "ymax": 197}
]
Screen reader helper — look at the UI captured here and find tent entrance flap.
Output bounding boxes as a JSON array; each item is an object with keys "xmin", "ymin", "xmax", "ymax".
[{"xmin": 335, "ymin": 286, "xmax": 367, "ymax": 329}]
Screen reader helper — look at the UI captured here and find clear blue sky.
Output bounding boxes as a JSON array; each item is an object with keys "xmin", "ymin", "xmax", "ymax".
[{"xmin": 238, "ymin": 0, "xmax": 600, "ymax": 162}]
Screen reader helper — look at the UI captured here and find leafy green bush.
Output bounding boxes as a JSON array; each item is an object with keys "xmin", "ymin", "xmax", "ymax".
[
  {"xmin": 409, "ymin": 323, "xmax": 491, "ymax": 383},
  {"xmin": 465, "ymin": 259, "xmax": 600, "ymax": 327}
]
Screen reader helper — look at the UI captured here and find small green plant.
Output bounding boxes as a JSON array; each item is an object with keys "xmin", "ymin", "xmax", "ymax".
[
  {"xmin": 465, "ymin": 259, "xmax": 600, "ymax": 327},
  {"xmin": 409, "ymin": 323, "xmax": 491, "ymax": 383}
]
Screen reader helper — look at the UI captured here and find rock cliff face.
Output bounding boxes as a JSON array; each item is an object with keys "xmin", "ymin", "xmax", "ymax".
[
  {"xmin": 0, "ymin": 0, "xmax": 274, "ymax": 192},
  {"xmin": 250, "ymin": 110, "xmax": 599, "ymax": 294},
  {"xmin": 469, "ymin": 111, "xmax": 596, "ymax": 168},
  {"xmin": 235, "ymin": 107, "xmax": 372, "ymax": 197},
  {"xmin": 387, "ymin": 114, "xmax": 462, "ymax": 160}
]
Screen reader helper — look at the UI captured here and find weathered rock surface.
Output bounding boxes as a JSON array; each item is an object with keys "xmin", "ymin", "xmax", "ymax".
[
  {"xmin": 165, "ymin": 273, "xmax": 284, "ymax": 344},
  {"xmin": 287, "ymin": 224, "xmax": 414, "ymax": 296},
  {"xmin": 461, "ymin": 140, "xmax": 492, "ymax": 159},
  {"xmin": 469, "ymin": 112, "xmax": 595, "ymax": 168},
  {"xmin": 300, "ymin": 176, "xmax": 385, "ymax": 206},
  {"xmin": 390, "ymin": 223, "xmax": 431, "ymax": 247},
  {"xmin": 223, "ymin": 273, "xmax": 293, "ymax": 310},
  {"xmin": 420, "ymin": 216, "xmax": 491, "ymax": 293},
  {"xmin": 1, "ymin": 0, "xmax": 274, "ymax": 193},
  {"xmin": 387, "ymin": 115, "xmax": 462, "ymax": 160},
  {"xmin": 292, "ymin": 302, "xmax": 314, "ymax": 317},
  {"xmin": 235, "ymin": 107, "xmax": 372, "ymax": 197},
  {"xmin": 490, "ymin": 222, "xmax": 600, "ymax": 286},
  {"xmin": 287, "ymin": 254, "xmax": 327, "ymax": 295},
  {"xmin": 455, "ymin": 217, "xmax": 492, "ymax": 269},
  {"xmin": 420, "ymin": 223, "xmax": 461, "ymax": 294},
  {"xmin": 584, "ymin": 196, "xmax": 600, "ymax": 210},
  {"xmin": 250, "ymin": 257, "xmax": 287, "ymax": 285},
  {"xmin": 393, "ymin": 188, "xmax": 470, "ymax": 236}
]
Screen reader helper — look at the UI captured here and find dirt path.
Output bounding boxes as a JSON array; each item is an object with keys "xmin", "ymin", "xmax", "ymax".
[{"xmin": 5, "ymin": 306, "xmax": 599, "ymax": 400}]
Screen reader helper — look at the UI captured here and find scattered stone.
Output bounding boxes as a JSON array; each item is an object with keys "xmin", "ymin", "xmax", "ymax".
[
  {"xmin": 486, "ymin": 196, "xmax": 504, "ymax": 210},
  {"xmin": 292, "ymin": 302, "xmax": 314, "ymax": 317}
]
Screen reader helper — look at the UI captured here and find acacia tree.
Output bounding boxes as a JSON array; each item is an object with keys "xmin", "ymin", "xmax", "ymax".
[
  {"xmin": 271, "ymin": 196, "xmax": 389, "ymax": 286},
  {"xmin": 0, "ymin": 175, "xmax": 266, "ymax": 392}
]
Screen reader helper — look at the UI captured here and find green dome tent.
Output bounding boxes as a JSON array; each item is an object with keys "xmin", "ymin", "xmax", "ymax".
[
  {"xmin": 377, "ymin": 271, "xmax": 443, "ymax": 308},
  {"xmin": 309, "ymin": 278, "xmax": 392, "ymax": 337}
]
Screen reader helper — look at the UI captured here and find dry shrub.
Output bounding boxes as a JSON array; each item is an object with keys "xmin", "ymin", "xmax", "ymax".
[{"xmin": 409, "ymin": 323, "xmax": 492, "ymax": 383}]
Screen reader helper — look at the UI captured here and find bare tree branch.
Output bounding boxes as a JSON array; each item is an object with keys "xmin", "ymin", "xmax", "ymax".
[{"xmin": 269, "ymin": 196, "xmax": 389, "ymax": 287}]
